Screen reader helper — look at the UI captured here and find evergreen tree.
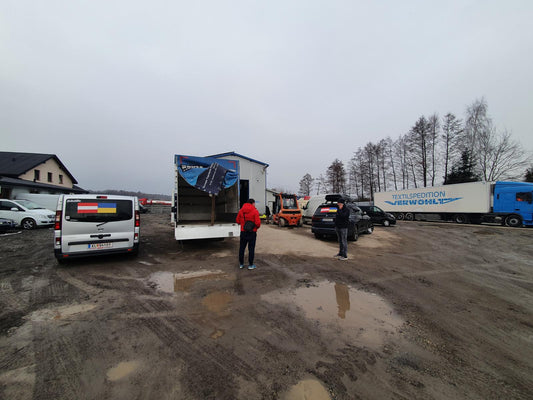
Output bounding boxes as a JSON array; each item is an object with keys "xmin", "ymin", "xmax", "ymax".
[
  {"xmin": 525, "ymin": 167, "xmax": 533, "ymax": 182},
  {"xmin": 444, "ymin": 150, "xmax": 480, "ymax": 184}
]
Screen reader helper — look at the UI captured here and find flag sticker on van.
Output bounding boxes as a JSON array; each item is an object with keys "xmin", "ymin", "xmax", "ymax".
[{"xmin": 77, "ymin": 203, "xmax": 117, "ymax": 214}]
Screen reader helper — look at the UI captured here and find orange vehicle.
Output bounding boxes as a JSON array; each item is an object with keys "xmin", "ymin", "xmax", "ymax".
[{"xmin": 272, "ymin": 193, "xmax": 303, "ymax": 227}]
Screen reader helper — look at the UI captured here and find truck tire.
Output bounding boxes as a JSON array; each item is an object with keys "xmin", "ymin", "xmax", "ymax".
[
  {"xmin": 404, "ymin": 213, "xmax": 414, "ymax": 221},
  {"xmin": 505, "ymin": 215, "xmax": 522, "ymax": 228},
  {"xmin": 454, "ymin": 214, "xmax": 468, "ymax": 224},
  {"xmin": 396, "ymin": 213, "xmax": 404, "ymax": 220},
  {"xmin": 21, "ymin": 218, "xmax": 37, "ymax": 230}
]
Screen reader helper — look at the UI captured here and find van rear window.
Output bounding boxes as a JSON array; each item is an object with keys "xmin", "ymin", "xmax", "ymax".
[{"xmin": 65, "ymin": 199, "xmax": 133, "ymax": 222}]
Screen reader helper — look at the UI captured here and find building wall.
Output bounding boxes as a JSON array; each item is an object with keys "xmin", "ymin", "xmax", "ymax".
[
  {"xmin": 18, "ymin": 158, "xmax": 74, "ymax": 188},
  {"xmin": 216, "ymin": 155, "xmax": 268, "ymax": 214}
]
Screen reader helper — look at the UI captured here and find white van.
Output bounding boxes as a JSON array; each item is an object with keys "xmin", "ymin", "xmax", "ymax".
[
  {"xmin": 15, "ymin": 193, "xmax": 61, "ymax": 211},
  {"xmin": 301, "ymin": 194, "xmax": 327, "ymax": 225},
  {"xmin": 0, "ymin": 198, "xmax": 55, "ymax": 229},
  {"xmin": 54, "ymin": 194, "xmax": 140, "ymax": 261}
]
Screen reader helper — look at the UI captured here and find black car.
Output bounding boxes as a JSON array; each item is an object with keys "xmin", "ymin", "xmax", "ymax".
[
  {"xmin": 358, "ymin": 205, "xmax": 396, "ymax": 227},
  {"xmin": 0, "ymin": 217, "xmax": 16, "ymax": 233},
  {"xmin": 311, "ymin": 195, "xmax": 373, "ymax": 241}
]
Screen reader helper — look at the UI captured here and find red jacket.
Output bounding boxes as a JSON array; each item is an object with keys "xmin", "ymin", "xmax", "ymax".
[{"xmin": 236, "ymin": 202, "xmax": 261, "ymax": 232}]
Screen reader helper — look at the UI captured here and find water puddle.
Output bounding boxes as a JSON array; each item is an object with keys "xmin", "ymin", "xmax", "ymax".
[
  {"xmin": 283, "ymin": 379, "xmax": 331, "ymax": 400},
  {"xmin": 29, "ymin": 303, "xmax": 96, "ymax": 322},
  {"xmin": 263, "ymin": 281, "xmax": 403, "ymax": 349},
  {"xmin": 147, "ymin": 270, "xmax": 229, "ymax": 293},
  {"xmin": 202, "ymin": 291, "xmax": 233, "ymax": 314},
  {"xmin": 210, "ymin": 328, "xmax": 225, "ymax": 339},
  {"xmin": 106, "ymin": 360, "xmax": 140, "ymax": 381}
]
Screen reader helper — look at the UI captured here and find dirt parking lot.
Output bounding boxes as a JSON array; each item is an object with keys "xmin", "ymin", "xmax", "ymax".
[{"xmin": 1, "ymin": 213, "xmax": 532, "ymax": 400}]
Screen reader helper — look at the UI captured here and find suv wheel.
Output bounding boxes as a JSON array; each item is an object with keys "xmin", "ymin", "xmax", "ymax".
[{"xmin": 349, "ymin": 226, "xmax": 358, "ymax": 241}]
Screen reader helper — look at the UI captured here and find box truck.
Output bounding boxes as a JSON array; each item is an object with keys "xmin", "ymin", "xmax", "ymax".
[
  {"xmin": 172, "ymin": 155, "xmax": 240, "ymax": 240},
  {"xmin": 374, "ymin": 181, "xmax": 533, "ymax": 227}
]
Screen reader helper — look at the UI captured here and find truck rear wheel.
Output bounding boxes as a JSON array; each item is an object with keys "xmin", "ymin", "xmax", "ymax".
[
  {"xmin": 396, "ymin": 213, "xmax": 404, "ymax": 220},
  {"xmin": 454, "ymin": 214, "xmax": 468, "ymax": 224},
  {"xmin": 404, "ymin": 213, "xmax": 414, "ymax": 221},
  {"xmin": 505, "ymin": 215, "xmax": 522, "ymax": 228}
]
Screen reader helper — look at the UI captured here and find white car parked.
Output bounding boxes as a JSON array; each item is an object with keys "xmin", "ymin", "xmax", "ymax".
[{"xmin": 0, "ymin": 199, "xmax": 55, "ymax": 229}]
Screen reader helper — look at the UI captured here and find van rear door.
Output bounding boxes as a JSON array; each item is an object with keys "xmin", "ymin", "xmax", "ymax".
[{"xmin": 61, "ymin": 198, "xmax": 135, "ymax": 254}]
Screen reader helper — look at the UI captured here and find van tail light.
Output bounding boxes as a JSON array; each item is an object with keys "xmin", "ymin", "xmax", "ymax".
[
  {"xmin": 135, "ymin": 210, "xmax": 140, "ymax": 227},
  {"xmin": 55, "ymin": 210, "xmax": 62, "ymax": 230}
]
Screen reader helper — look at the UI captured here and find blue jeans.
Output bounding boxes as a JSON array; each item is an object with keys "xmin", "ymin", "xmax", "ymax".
[
  {"xmin": 239, "ymin": 231, "xmax": 257, "ymax": 265},
  {"xmin": 335, "ymin": 227, "xmax": 348, "ymax": 258}
]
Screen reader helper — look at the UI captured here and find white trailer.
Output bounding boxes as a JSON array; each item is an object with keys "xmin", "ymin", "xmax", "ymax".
[
  {"xmin": 374, "ymin": 181, "xmax": 533, "ymax": 227},
  {"xmin": 172, "ymin": 155, "xmax": 241, "ymax": 240}
]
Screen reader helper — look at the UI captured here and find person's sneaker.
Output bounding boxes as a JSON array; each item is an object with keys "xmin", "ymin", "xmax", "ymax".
[
  {"xmin": 239, "ymin": 264, "xmax": 244, "ymax": 269},
  {"xmin": 334, "ymin": 254, "xmax": 341, "ymax": 259},
  {"xmin": 248, "ymin": 264, "xmax": 256, "ymax": 270},
  {"xmin": 338, "ymin": 256, "xmax": 348, "ymax": 261}
]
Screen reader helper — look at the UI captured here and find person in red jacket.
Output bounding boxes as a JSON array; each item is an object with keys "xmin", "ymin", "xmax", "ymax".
[{"xmin": 236, "ymin": 198, "xmax": 261, "ymax": 270}]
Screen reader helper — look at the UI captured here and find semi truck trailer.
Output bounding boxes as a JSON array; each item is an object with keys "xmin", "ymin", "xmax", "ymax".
[
  {"xmin": 172, "ymin": 155, "xmax": 241, "ymax": 240},
  {"xmin": 374, "ymin": 181, "xmax": 533, "ymax": 227}
]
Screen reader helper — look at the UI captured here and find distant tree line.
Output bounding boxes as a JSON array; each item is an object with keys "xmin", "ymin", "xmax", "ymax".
[
  {"xmin": 89, "ymin": 189, "xmax": 171, "ymax": 200},
  {"xmin": 299, "ymin": 98, "xmax": 532, "ymax": 199}
]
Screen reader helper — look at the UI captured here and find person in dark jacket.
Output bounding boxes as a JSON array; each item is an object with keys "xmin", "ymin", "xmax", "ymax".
[
  {"xmin": 334, "ymin": 198, "xmax": 350, "ymax": 260},
  {"xmin": 236, "ymin": 199, "xmax": 261, "ymax": 270}
]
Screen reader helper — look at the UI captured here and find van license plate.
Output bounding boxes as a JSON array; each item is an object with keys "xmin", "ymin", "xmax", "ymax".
[
  {"xmin": 89, "ymin": 242, "xmax": 112, "ymax": 249},
  {"xmin": 322, "ymin": 218, "xmax": 333, "ymax": 222}
]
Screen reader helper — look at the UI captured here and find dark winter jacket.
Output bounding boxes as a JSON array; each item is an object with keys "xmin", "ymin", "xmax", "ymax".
[
  {"xmin": 334, "ymin": 204, "xmax": 350, "ymax": 229},
  {"xmin": 236, "ymin": 202, "xmax": 261, "ymax": 232}
]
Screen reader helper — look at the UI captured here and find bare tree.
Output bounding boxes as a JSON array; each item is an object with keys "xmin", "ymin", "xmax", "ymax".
[
  {"xmin": 407, "ymin": 116, "xmax": 431, "ymax": 187},
  {"xmin": 326, "ymin": 159, "xmax": 347, "ymax": 193},
  {"xmin": 465, "ymin": 98, "xmax": 490, "ymax": 157},
  {"xmin": 298, "ymin": 173, "xmax": 314, "ymax": 196},
  {"xmin": 427, "ymin": 113, "xmax": 440, "ymax": 186},
  {"xmin": 442, "ymin": 113, "xmax": 463, "ymax": 184},
  {"xmin": 478, "ymin": 129, "xmax": 530, "ymax": 181},
  {"xmin": 316, "ymin": 174, "xmax": 328, "ymax": 194}
]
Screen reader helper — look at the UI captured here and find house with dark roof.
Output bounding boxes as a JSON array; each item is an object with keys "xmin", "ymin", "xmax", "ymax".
[
  {"xmin": 0, "ymin": 152, "xmax": 87, "ymax": 198},
  {"xmin": 208, "ymin": 152, "xmax": 269, "ymax": 214}
]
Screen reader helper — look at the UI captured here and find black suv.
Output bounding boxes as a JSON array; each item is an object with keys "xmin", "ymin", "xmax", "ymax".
[
  {"xmin": 311, "ymin": 195, "xmax": 373, "ymax": 241},
  {"xmin": 358, "ymin": 205, "xmax": 396, "ymax": 227}
]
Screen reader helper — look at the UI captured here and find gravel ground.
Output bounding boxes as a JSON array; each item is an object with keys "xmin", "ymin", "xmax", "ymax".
[{"xmin": 1, "ymin": 213, "xmax": 532, "ymax": 399}]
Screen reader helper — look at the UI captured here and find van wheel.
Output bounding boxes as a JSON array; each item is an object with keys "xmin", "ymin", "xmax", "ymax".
[
  {"xmin": 314, "ymin": 233, "xmax": 323, "ymax": 240},
  {"xmin": 366, "ymin": 225, "xmax": 374, "ymax": 234},
  {"xmin": 21, "ymin": 218, "xmax": 36, "ymax": 230},
  {"xmin": 505, "ymin": 215, "xmax": 522, "ymax": 228},
  {"xmin": 383, "ymin": 220, "xmax": 390, "ymax": 227}
]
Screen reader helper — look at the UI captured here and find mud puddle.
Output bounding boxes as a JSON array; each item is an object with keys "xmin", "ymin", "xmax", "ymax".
[
  {"xmin": 263, "ymin": 281, "xmax": 402, "ymax": 349},
  {"xmin": 283, "ymin": 378, "xmax": 331, "ymax": 400},
  {"xmin": 147, "ymin": 270, "xmax": 230, "ymax": 293},
  {"xmin": 106, "ymin": 361, "xmax": 140, "ymax": 381}
]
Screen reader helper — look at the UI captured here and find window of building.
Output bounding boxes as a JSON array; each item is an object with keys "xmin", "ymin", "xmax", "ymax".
[
  {"xmin": 34, "ymin": 170, "xmax": 40, "ymax": 181},
  {"xmin": 59, "ymin": 174, "xmax": 64, "ymax": 184},
  {"xmin": 48, "ymin": 172, "xmax": 53, "ymax": 182}
]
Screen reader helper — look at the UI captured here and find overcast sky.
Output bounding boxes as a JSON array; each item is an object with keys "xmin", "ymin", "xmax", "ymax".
[{"xmin": 2, "ymin": 1, "xmax": 532, "ymax": 194}]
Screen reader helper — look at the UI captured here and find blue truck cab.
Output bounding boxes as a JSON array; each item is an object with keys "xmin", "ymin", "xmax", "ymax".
[{"xmin": 493, "ymin": 181, "xmax": 533, "ymax": 227}]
